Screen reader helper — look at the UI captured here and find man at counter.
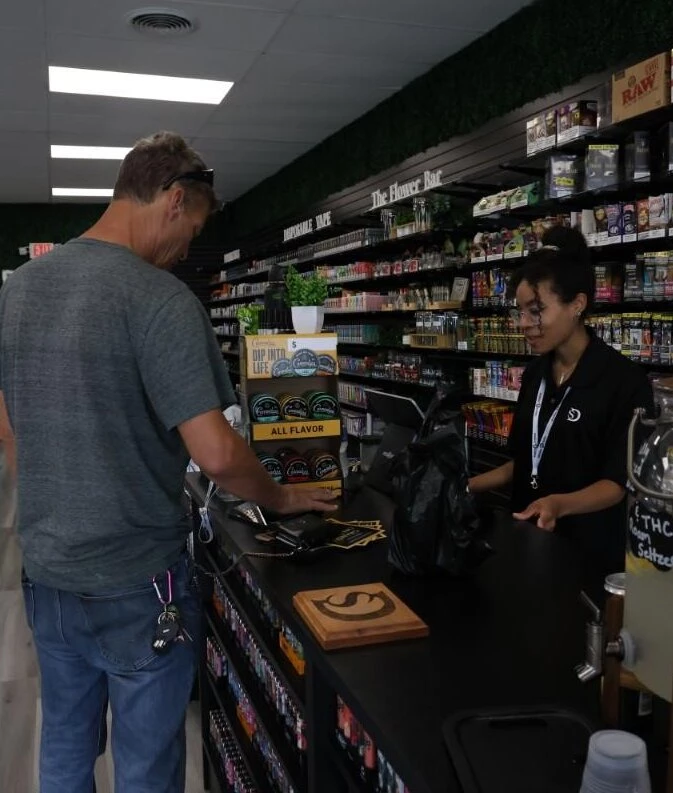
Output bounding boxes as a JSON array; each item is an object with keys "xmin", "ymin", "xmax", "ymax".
[{"xmin": 0, "ymin": 132, "xmax": 336, "ymax": 793}]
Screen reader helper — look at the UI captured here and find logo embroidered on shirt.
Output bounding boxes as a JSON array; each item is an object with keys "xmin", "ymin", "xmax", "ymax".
[{"xmin": 567, "ymin": 408, "xmax": 582, "ymax": 423}]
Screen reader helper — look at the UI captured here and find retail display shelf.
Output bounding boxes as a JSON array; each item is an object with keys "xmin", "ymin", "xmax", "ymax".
[
  {"xmin": 209, "ymin": 293, "xmax": 265, "ymax": 306},
  {"xmin": 202, "ymin": 547, "xmax": 306, "ymax": 707},
  {"xmin": 221, "ymin": 349, "xmax": 239, "ymax": 358},
  {"xmin": 219, "ymin": 267, "xmax": 272, "ymax": 285},
  {"xmin": 203, "ymin": 737, "xmax": 226, "ymax": 793},
  {"xmin": 324, "ymin": 263, "xmax": 459, "ymax": 288},
  {"xmin": 338, "ymin": 371, "xmax": 436, "ymax": 389},
  {"xmin": 326, "ymin": 738, "xmax": 371, "ymax": 793},
  {"xmin": 206, "ymin": 608, "xmax": 306, "ymax": 791},
  {"xmin": 472, "ymin": 389, "xmax": 519, "ymax": 403},
  {"xmin": 205, "ymin": 671, "xmax": 274, "ymax": 793},
  {"xmin": 342, "ymin": 344, "xmax": 533, "ymax": 363}
]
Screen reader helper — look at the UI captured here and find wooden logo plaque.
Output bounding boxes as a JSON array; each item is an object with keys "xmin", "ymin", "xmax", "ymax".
[{"xmin": 293, "ymin": 582, "xmax": 429, "ymax": 650}]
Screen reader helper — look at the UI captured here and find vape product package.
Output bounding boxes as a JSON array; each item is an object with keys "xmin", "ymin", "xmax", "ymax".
[
  {"xmin": 526, "ymin": 111, "xmax": 557, "ymax": 156},
  {"xmin": 547, "ymin": 155, "xmax": 580, "ymax": 199},
  {"xmin": 607, "ymin": 204, "xmax": 622, "ymax": 239},
  {"xmin": 594, "ymin": 265, "xmax": 622, "ymax": 303},
  {"xmin": 637, "ymin": 199, "xmax": 650, "ymax": 237},
  {"xmin": 594, "ymin": 206, "xmax": 609, "ymax": 234},
  {"xmin": 649, "ymin": 194, "xmax": 669, "ymax": 235},
  {"xmin": 657, "ymin": 122, "xmax": 673, "ymax": 175},
  {"xmin": 642, "ymin": 257, "xmax": 656, "ymax": 302},
  {"xmin": 622, "ymin": 202, "xmax": 638, "ymax": 240},
  {"xmin": 556, "ymin": 101, "xmax": 597, "ymax": 144},
  {"xmin": 624, "ymin": 132, "xmax": 650, "ymax": 181},
  {"xmin": 652, "ymin": 314, "xmax": 663, "ymax": 364},
  {"xmin": 624, "ymin": 261, "xmax": 644, "ymax": 301},
  {"xmin": 585, "ymin": 144, "xmax": 619, "ymax": 190}
]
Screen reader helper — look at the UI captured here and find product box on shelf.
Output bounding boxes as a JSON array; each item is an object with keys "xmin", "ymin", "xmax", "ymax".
[
  {"xmin": 624, "ymin": 261, "xmax": 644, "ymax": 301},
  {"xmin": 546, "ymin": 155, "xmax": 581, "ymax": 198},
  {"xmin": 612, "ymin": 52, "xmax": 670, "ymax": 123},
  {"xmin": 656, "ymin": 122, "xmax": 673, "ymax": 175},
  {"xmin": 526, "ymin": 111, "xmax": 557, "ymax": 156},
  {"xmin": 584, "ymin": 144, "xmax": 619, "ymax": 191},
  {"xmin": 556, "ymin": 101, "xmax": 597, "ymax": 144},
  {"xmin": 624, "ymin": 132, "xmax": 650, "ymax": 181},
  {"xmin": 594, "ymin": 265, "xmax": 623, "ymax": 303}
]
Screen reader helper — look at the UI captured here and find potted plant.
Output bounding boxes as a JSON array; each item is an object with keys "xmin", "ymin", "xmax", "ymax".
[
  {"xmin": 236, "ymin": 304, "xmax": 262, "ymax": 335},
  {"xmin": 285, "ymin": 265, "xmax": 329, "ymax": 334}
]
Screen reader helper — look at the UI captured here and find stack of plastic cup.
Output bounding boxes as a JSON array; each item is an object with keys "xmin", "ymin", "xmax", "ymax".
[{"xmin": 580, "ymin": 730, "xmax": 651, "ymax": 792}]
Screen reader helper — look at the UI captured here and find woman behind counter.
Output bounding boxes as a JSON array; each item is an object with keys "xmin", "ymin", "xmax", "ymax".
[{"xmin": 469, "ymin": 227, "xmax": 654, "ymax": 580}]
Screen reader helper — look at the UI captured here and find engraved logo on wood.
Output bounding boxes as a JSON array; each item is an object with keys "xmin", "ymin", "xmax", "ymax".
[{"xmin": 312, "ymin": 590, "xmax": 396, "ymax": 622}]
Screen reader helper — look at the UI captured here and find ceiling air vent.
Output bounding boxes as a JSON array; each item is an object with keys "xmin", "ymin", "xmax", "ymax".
[{"xmin": 126, "ymin": 8, "xmax": 196, "ymax": 36}]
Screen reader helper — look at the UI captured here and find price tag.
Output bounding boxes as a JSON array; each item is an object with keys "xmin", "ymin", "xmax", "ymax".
[{"xmin": 287, "ymin": 336, "xmax": 335, "ymax": 352}]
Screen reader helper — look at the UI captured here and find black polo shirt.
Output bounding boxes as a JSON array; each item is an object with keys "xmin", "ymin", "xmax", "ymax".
[{"xmin": 508, "ymin": 331, "xmax": 654, "ymax": 581}]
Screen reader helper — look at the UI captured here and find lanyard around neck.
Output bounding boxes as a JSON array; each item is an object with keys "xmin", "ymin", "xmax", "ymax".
[{"xmin": 530, "ymin": 379, "xmax": 570, "ymax": 490}]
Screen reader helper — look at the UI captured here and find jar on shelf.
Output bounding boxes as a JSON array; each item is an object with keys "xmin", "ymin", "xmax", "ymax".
[
  {"xmin": 413, "ymin": 196, "xmax": 431, "ymax": 233},
  {"xmin": 380, "ymin": 208, "xmax": 396, "ymax": 240}
]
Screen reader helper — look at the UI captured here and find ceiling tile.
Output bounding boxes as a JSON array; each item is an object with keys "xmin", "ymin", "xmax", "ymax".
[
  {"xmin": 194, "ymin": 142, "xmax": 311, "ymax": 165},
  {"xmin": 0, "ymin": 0, "xmax": 45, "ymax": 31},
  {"xmin": 0, "ymin": 110, "xmax": 48, "ymax": 133},
  {"xmin": 179, "ymin": 0, "xmax": 298, "ymax": 11},
  {"xmin": 242, "ymin": 51, "xmax": 430, "ymax": 89},
  {"xmin": 48, "ymin": 94, "xmax": 216, "ymax": 139},
  {"xmin": 0, "ymin": 31, "xmax": 47, "ymax": 113},
  {"xmin": 222, "ymin": 79, "xmax": 394, "ymax": 108},
  {"xmin": 292, "ymin": 0, "xmax": 532, "ymax": 30},
  {"xmin": 47, "ymin": 32, "xmax": 256, "ymax": 82},
  {"xmin": 266, "ymin": 15, "xmax": 475, "ymax": 62},
  {"xmin": 45, "ymin": 0, "xmax": 286, "ymax": 52}
]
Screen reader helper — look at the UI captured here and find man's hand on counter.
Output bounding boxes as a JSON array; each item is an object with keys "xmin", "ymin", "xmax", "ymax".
[
  {"xmin": 274, "ymin": 485, "xmax": 338, "ymax": 515},
  {"xmin": 179, "ymin": 409, "xmax": 338, "ymax": 514}
]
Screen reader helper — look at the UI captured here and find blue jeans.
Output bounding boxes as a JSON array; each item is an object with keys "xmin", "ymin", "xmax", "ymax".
[{"xmin": 22, "ymin": 553, "xmax": 201, "ymax": 793}]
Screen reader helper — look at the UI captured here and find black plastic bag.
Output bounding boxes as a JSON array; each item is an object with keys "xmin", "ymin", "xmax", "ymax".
[{"xmin": 389, "ymin": 387, "xmax": 492, "ymax": 576}]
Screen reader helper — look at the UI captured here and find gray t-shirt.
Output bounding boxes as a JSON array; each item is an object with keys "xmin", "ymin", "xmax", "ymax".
[{"xmin": 0, "ymin": 238, "xmax": 235, "ymax": 592}]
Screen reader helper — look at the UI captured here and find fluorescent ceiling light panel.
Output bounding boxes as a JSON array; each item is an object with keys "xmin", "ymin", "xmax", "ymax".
[
  {"xmin": 51, "ymin": 145, "xmax": 131, "ymax": 160},
  {"xmin": 52, "ymin": 188, "xmax": 114, "ymax": 198},
  {"xmin": 48, "ymin": 66, "xmax": 233, "ymax": 105}
]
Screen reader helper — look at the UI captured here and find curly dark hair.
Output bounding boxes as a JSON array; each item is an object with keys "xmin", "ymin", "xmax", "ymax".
[{"xmin": 508, "ymin": 226, "xmax": 594, "ymax": 313}]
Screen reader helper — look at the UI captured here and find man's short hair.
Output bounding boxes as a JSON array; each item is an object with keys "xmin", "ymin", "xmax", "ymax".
[{"xmin": 114, "ymin": 131, "xmax": 218, "ymax": 212}]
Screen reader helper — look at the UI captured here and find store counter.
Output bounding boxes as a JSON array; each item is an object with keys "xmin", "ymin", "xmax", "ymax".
[{"xmin": 185, "ymin": 474, "xmax": 597, "ymax": 793}]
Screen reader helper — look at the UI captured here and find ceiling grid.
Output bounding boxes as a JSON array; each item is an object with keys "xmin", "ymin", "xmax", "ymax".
[{"xmin": 0, "ymin": 0, "xmax": 531, "ymax": 203}]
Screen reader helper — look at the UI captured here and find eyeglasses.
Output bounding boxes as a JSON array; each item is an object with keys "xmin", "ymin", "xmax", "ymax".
[
  {"xmin": 509, "ymin": 305, "xmax": 545, "ymax": 326},
  {"xmin": 162, "ymin": 169, "xmax": 214, "ymax": 191}
]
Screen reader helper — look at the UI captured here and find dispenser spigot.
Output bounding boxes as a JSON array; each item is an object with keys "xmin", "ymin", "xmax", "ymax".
[{"xmin": 575, "ymin": 592, "xmax": 604, "ymax": 683}]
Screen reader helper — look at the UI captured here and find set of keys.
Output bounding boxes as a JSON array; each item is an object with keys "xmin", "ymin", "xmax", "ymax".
[{"xmin": 151, "ymin": 572, "xmax": 192, "ymax": 655}]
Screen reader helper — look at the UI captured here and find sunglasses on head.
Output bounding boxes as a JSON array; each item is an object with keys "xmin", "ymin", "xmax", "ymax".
[{"xmin": 162, "ymin": 169, "xmax": 214, "ymax": 191}]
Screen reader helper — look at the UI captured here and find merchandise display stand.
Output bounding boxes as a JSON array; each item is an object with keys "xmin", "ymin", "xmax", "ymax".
[{"xmin": 240, "ymin": 333, "xmax": 343, "ymax": 496}]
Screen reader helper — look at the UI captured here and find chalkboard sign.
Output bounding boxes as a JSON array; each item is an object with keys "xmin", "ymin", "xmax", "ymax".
[{"xmin": 628, "ymin": 500, "xmax": 673, "ymax": 572}]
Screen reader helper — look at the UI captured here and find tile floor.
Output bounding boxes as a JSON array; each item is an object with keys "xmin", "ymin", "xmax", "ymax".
[{"xmin": 0, "ymin": 448, "xmax": 207, "ymax": 793}]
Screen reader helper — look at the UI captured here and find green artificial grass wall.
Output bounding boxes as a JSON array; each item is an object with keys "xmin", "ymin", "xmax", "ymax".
[
  {"xmin": 0, "ymin": 205, "xmax": 101, "ymax": 271},
  {"xmin": 225, "ymin": 0, "xmax": 673, "ymax": 238},
  {"xmin": 0, "ymin": 203, "xmax": 226, "ymax": 271}
]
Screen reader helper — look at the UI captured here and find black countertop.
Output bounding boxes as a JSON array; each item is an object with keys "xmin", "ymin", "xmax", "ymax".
[{"xmin": 186, "ymin": 475, "xmax": 598, "ymax": 793}]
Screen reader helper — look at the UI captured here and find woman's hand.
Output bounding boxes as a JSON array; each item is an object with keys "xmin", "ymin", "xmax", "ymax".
[
  {"xmin": 513, "ymin": 481, "xmax": 624, "ymax": 532},
  {"xmin": 513, "ymin": 495, "xmax": 563, "ymax": 531}
]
